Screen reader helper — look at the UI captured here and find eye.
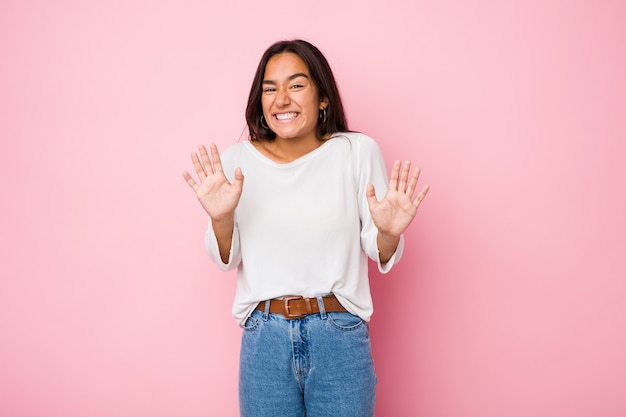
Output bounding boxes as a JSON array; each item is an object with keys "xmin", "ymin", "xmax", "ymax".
[
  {"xmin": 263, "ymin": 87, "xmax": 276, "ymax": 93},
  {"xmin": 290, "ymin": 84, "xmax": 303, "ymax": 89}
]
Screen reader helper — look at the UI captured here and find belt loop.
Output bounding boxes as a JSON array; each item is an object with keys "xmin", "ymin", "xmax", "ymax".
[
  {"xmin": 316, "ymin": 295, "xmax": 327, "ymax": 320},
  {"xmin": 262, "ymin": 299, "xmax": 270, "ymax": 320}
]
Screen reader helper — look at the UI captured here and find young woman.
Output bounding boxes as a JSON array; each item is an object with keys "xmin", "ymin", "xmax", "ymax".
[{"xmin": 183, "ymin": 39, "xmax": 429, "ymax": 417}]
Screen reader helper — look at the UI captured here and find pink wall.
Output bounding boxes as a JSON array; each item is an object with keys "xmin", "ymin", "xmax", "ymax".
[{"xmin": 2, "ymin": 1, "xmax": 625, "ymax": 416}]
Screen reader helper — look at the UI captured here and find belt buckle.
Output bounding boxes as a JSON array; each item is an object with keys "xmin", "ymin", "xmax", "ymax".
[{"xmin": 282, "ymin": 295, "xmax": 305, "ymax": 319}]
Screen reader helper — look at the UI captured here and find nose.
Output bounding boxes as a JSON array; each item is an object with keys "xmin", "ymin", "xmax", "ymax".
[{"xmin": 276, "ymin": 87, "xmax": 291, "ymax": 107}]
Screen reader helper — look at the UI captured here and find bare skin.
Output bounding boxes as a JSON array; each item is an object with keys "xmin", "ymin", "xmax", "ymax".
[
  {"xmin": 254, "ymin": 53, "xmax": 329, "ymax": 163},
  {"xmin": 367, "ymin": 160, "xmax": 429, "ymax": 263}
]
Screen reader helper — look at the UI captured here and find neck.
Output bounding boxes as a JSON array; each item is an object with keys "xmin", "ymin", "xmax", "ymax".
[{"xmin": 256, "ymin": 134, "xmax": 327, "ymax": 163}]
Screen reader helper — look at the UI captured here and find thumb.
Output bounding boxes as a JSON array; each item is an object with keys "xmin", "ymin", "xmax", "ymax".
[
  {"xmin": 233, "ymin": 167, "xmax": 244, "ymax": 192},
  {"xmin": 365, "ymin": 183, "xmax": 378, "ymax": 211}
]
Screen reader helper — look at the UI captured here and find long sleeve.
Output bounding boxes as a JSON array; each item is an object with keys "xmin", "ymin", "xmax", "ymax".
[
  {"xmin": 204, "ymin": 218, "xmax": 242, "ymax": 271},
  {"xmin": 354, "ymin": 135, "xmax": 405, "ymax": 272}
]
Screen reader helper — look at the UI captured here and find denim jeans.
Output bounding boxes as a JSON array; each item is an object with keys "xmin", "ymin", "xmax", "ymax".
[{"xmin": 239, "ymin": 296, "xmax": 377, "ymax": 417}]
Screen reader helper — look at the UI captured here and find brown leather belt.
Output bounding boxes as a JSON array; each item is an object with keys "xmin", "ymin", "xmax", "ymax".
[{"xmin": 255, "ymin": 295, "xmax": 347, "ymax": 319}]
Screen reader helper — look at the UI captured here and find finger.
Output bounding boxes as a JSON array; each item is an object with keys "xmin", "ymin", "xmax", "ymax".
[
  {"xmin": 406, "ymin": 167, "xmax": 420, "ymax": 197},
  {"xmin": 413, "ymin": 184, "xmax": 430, "ymax": 207},
  {"xmin": 199, "ymin": 144, "xmax": 214, "ymax": 174},
  {"xmin": 191, "ymin": 151, "xmax": 207, "ymax": 181},
  {"xmin": 182, "ymin": 171, "xmax": 199, "ymax": 191},
  {"xmin": 233, "ymin": 167, "xmax": 244, "ymax": 193},
  {"xmin": 365, "ymin": 183, "xmax": 379, "ymax": 211},
  {"xmin": 389, "ymin": 160, "xmax": 401, "ymax": 190},
  {"xmin": 209, "ymin": 143, "xmax": 224, "ymax": 173},
  {"xmin": 398, "ymin": 160, "xmax": 411, "ymax": 193}
]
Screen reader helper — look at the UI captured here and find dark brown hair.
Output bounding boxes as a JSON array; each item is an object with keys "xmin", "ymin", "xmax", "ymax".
[{"xmin": 245, "ymin": 39, "xmax": 348, "ymax": 141}]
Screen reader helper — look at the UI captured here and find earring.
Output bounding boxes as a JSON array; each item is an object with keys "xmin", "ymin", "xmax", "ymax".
[
  {"xmin": 319, "ymin": 108, "xmax": 327, "ymax": 123},
  {"xmin": 260, "ymin": 115, "xmax": 270, "ymax": 129}
]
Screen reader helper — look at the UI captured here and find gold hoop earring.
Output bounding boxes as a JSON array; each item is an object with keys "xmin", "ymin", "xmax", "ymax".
[{"xmin": 260, "ymin": 115, "xmax": 270, "ymax": 129}]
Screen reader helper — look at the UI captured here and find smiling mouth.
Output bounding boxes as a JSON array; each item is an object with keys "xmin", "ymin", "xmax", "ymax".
[{"xmin": 274, "ymin": 112, "xmax": 299, "ymax": 121}]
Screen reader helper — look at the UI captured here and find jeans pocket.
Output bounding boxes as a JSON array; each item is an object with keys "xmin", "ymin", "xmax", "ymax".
[
  {"xmin": 242, "ymin": 313, "xmax": 261, "ymax": 331},
  {"xmin": 327, "ymin": 312, "xmax": 365, "ymax": 331}
]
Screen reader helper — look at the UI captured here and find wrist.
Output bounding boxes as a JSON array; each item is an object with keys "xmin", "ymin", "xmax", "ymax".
[
  {"xmin": 209, "ymin": 210, "xmax": 234, "ymax": 223},
  {"xmin": 377, "ymin": 232, "xmax": 401, "ymax": 264},
  {"xmin": 377, "ymin": 231, "xmax": 401, "ymax": 245},
  {"xmin": 211, "ymin": 213, "xmax": 235, "ymax": 230}
]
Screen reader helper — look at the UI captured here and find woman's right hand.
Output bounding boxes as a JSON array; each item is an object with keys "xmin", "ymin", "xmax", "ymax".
[{"xmin": 183, "ymin": 144, "xmax": 244, "ymax": 220}]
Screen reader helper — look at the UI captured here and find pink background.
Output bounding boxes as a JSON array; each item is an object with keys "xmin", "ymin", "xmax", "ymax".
[{"xmin": 2, "ymin": 1, "xmax": 625, "ymax": 416}]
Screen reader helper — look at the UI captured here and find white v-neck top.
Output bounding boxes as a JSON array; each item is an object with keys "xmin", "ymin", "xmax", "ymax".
[{"xmin": 205, "ymin": 132, "xmax": 404, "ymax": 325}]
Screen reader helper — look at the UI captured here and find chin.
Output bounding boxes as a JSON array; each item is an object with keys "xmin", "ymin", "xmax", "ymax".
[{"xmin": 272, "ymin": 128, "xmax": 302, "ymax": 140}]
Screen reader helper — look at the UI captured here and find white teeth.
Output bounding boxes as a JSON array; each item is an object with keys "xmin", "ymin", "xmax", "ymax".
[{"xmin": 275, "ymin": 112, "xmax": 298, "ymax": 120}]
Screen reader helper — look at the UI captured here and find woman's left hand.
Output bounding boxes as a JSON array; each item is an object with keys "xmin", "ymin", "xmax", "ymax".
[{"xmin": 366, "ymin": 160, "xmax": 429, "ymax": 238}]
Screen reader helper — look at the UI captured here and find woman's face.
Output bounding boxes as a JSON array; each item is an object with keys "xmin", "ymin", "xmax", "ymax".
[{"xmin": 261, "ymin": 53, "xmax": 328, "ymax": 143}]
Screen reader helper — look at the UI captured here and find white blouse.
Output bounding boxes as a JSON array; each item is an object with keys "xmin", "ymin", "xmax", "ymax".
[{"xmin": 205, "ymin": 132, "xmax": 404, "ymax": 325}]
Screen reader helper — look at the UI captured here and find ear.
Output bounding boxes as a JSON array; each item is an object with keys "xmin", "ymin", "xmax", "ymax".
[{"xmin": 319, "ymin": 96, "xmax": 329, "ymax": 110}]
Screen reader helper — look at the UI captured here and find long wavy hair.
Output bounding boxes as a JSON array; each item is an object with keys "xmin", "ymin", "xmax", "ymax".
[{"xmin": 245, "ymin": 39, "xmax": 348, "ymax": 141}]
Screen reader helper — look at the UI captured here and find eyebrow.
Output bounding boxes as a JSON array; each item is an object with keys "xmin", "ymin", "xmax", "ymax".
[{"xmin": 262, "ymin": 72, "xmax": 310, "ymax": 84}]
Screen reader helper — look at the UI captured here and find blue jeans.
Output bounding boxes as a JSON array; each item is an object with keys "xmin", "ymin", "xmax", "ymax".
[{"xmin": 239, "ymin": 296, "xmax": 377, "ymax": 417}]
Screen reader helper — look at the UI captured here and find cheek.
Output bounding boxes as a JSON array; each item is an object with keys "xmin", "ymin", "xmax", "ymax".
[
  {"xmin": 303, "ymin": 95, "xmax": 322, "ymax": 115},
  {"xmin": 261, "ymin": 96, "xmax": 272, "ymax": 114},
  {"xmin": 261, "ymin": 107, "xmax": 269, "ymax": 119}
]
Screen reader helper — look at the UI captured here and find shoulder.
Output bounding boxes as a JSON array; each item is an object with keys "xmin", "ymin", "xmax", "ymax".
[
  {"xmin": 330, "ymin": 131, "xmax": 383, "ymax": 158},
  {"xmin": 221, "ymin": 140, "xmax": 247, "ymax": 157},
  {"xmin": 218, "ymin": 140, "xmax": 251, "ymax": 165}
]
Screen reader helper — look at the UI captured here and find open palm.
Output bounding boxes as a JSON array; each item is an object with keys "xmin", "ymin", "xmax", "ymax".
[
  {"xmin": 367, "ymin": 160, "xmax": 429, "ymax": 237},
  {"xmin": 183, "ymin": 144, "xmax": 243, "ymax": 221}
]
